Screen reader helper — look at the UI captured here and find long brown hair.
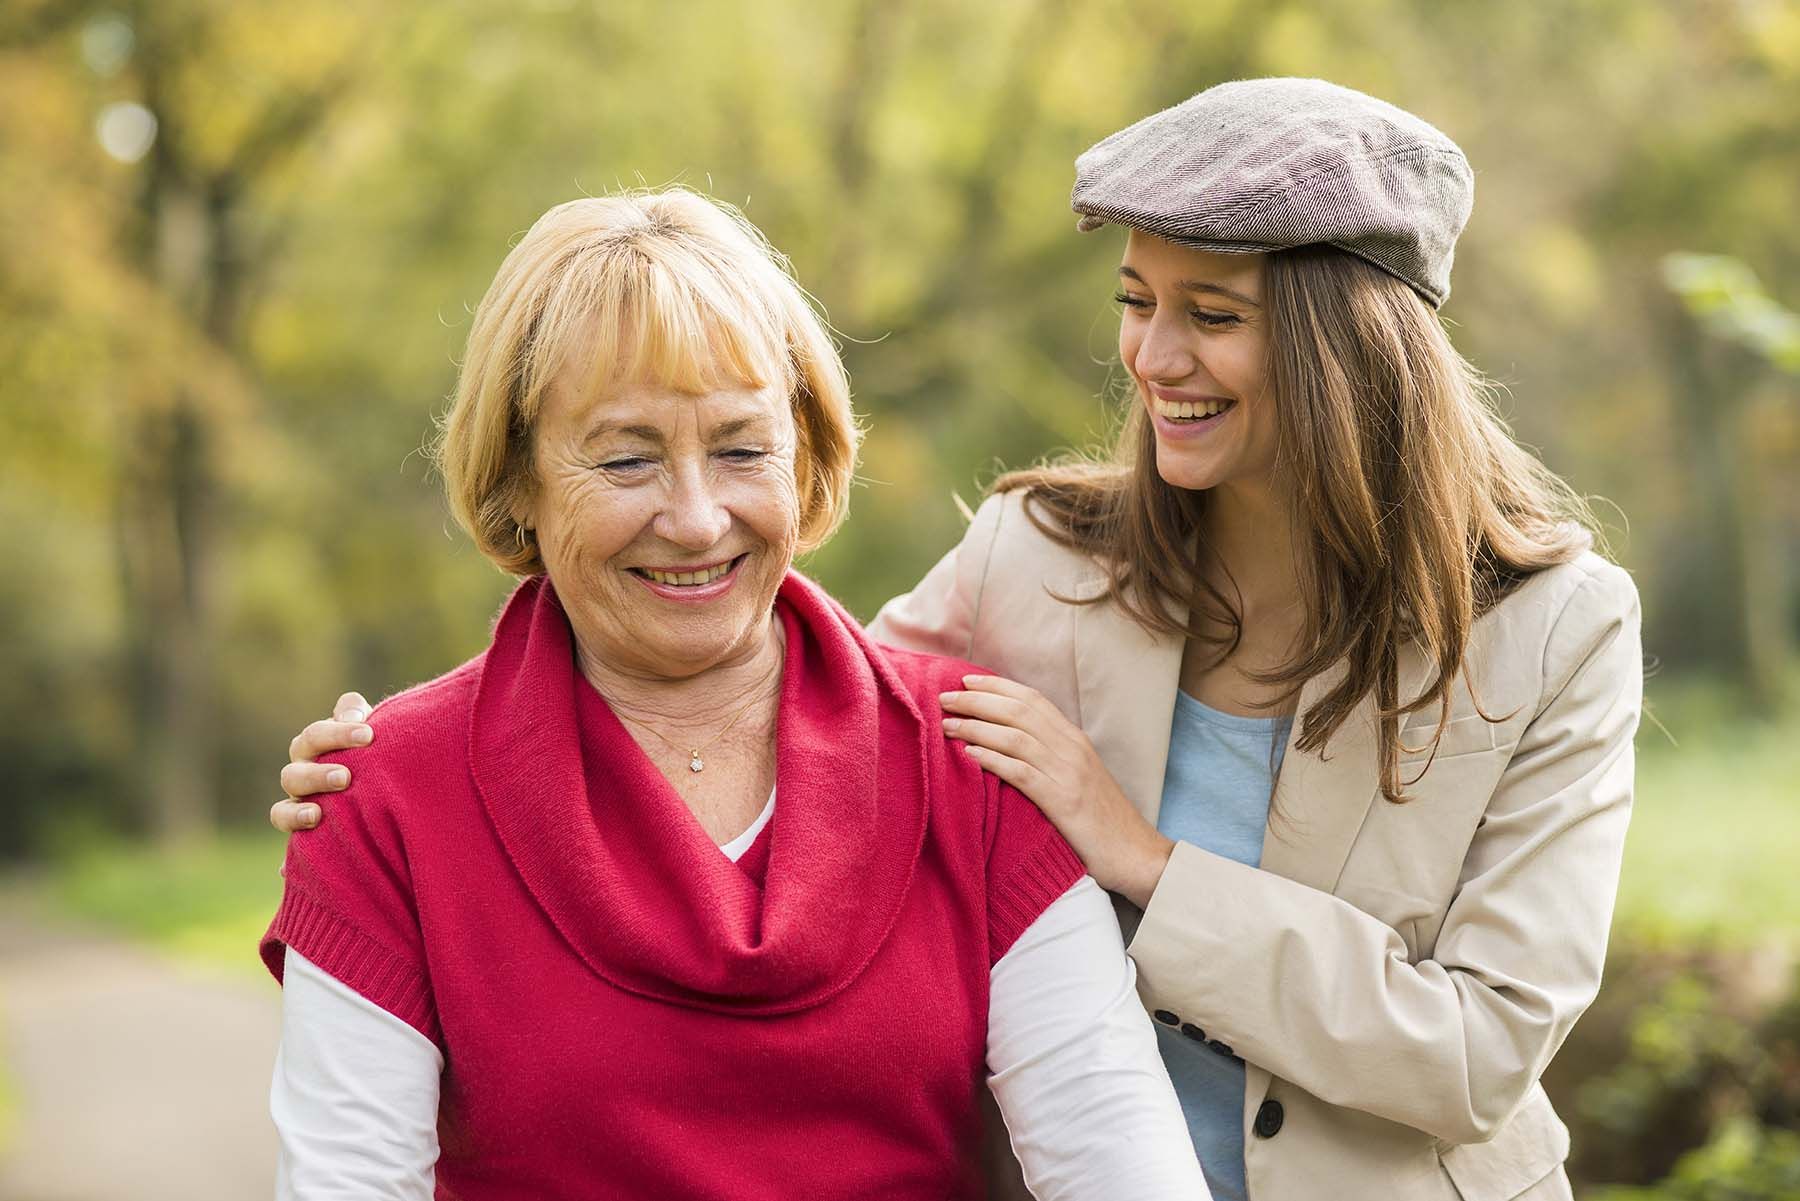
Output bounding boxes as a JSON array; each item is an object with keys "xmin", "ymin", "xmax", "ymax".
[{"xmin": 997, "ymin": 245, "xmax": 1598, "ymax": 802}]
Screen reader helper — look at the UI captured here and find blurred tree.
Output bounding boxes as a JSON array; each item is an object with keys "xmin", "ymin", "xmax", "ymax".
[
  {"xmin": 107, "ymin": 1, "xmax": 383, "ymax": 843},
  {"xmin": 1661, "ymin": 254, "xmax": 1799, "ymax": 708},
  {"xmin": 1, "ymin": 0, "xmax": 1797, "ymax": 853}
]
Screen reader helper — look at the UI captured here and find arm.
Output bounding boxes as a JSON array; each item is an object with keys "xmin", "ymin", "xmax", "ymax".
[
  {"xmin": 951, "ymin": 565, "xmax": 1641, "ymax": 1144},
  {"xmin": 273, "ymin": 948, "xmax": 441, "ymax": 1200},
  {"xmin": 1126, "ymin": 568, "xmax": 1641, "ymax": 1143},
  {"xmin": 987, "ymin": 878, "xmax": 1210, "ymax": 1200}
]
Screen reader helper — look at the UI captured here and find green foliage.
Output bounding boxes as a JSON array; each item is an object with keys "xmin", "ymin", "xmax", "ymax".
[
  {"xmin": 1618, "ymin": 675, "xmax": 1800, "ymax": 944},
  {"xmin": 48, "ymin": 830, "xmax": 288, "ymax": 976},
  {"xmin": 1553, "ymin": 943, "xmax": 1800, "ymax": 1191},
  {"xmin": 1663, "ymin": 254, "xmax": 1800, "ymax": 373},
  {"xmin": 1, "ymin": 0, "xmax": 1796, "ymax": 861},
  {"xmin": 1588, "ymin": 1122, "xmax": 1800, "ymax": 1201},
  {"xmin": 0, "ymin": 1050, "xmax": 14, "ymax": 1159}
]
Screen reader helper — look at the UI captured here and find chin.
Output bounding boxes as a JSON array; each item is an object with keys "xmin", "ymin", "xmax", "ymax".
[
  {"xmin": 648, "ymin": 612, "xmax": 759, "ymax": 663},
  {"xmin": 1153, "ymin": 448, "xmax": 1229, "ymax": 493}
]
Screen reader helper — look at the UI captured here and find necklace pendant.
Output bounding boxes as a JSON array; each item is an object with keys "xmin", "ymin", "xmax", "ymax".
[{"xmin": 688, "ymin": 751, "xmax": 704, "ymax": 773}]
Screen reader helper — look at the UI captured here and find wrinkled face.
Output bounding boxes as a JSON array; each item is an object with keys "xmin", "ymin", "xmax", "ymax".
[
  {"xmin": 524, "ymin": 369, "xmax": 800, "ymax": 682},
  {"xmin": 1117, "ymin": 231, "xmax": 1276, "ymax": 492}
]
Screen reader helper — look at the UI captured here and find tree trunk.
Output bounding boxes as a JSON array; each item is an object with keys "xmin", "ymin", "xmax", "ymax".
[
  {"xmin": 122, "ymin": 148, "xmax": 224, "ymax": 844},
  {"xmin": 1666, "ymin": 308, "xmax": 1784, "ymax": 707}
]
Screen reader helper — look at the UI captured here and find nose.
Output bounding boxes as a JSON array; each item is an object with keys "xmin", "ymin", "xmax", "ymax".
[
  {"xmin": 1131, "ymin": 308, "xmax": 1199, "ymax": 385},
  {"xmin": 654, "ymin": 458, "xmax": 733, "ymax": 551}
]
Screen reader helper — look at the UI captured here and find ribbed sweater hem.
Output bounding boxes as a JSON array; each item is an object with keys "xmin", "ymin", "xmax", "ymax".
[
  {"xmin": 986, "ymin": 834, "xmax": 1086, "ymax": 965},
  {"xmin": 263, "ymin": 885, "xmax": 441, "ymax": 1046}
]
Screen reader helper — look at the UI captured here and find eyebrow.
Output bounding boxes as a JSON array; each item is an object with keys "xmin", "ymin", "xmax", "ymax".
[
  {"xmin": 1118, "ymin": 265, "xmax": 1261, "ymax": 308},
  {"xmin": 584, "ymin": 414, "xmax": 770, "ymax": 444}
]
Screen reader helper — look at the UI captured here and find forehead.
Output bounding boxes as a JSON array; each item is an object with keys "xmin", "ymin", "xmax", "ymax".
[
  {"xmin": 554, "ymin": 378, "xmax": 791, "ymax": 439},
  {"xmin": 1121, "ymin": 230, "xmax": 1264, "ymax": 298}
]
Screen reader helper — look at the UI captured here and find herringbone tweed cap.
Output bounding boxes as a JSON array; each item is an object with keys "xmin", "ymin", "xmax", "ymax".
[{"xmin": 1072, "ymin": 77, "xmax": 1474, "ymax": 308}]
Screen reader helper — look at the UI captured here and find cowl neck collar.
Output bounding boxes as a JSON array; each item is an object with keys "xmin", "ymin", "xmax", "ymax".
[{"xmin": 470, "ymin": 573, "xmax": 929, "ymax": 1014}]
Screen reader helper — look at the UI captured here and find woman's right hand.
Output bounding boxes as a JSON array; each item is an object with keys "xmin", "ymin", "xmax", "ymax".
[{"xmin": 268, "ymin": 691, "xmax": 375, "ymax": 832}]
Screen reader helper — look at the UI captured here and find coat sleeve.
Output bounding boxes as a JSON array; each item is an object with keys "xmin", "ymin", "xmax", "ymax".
[
  {"xmin": 866, "ymin": 493, "xmax": 1008, "ymax": 657},
  {"xmin": 1125, "ymin": 564, "xmax": 1642, "ymax": 1144}
]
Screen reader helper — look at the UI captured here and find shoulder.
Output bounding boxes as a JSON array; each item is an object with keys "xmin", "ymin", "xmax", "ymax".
[
  {"xmin": 973, "ymin": 489, "xmax": 1104, "ymax": 582},
  {"xmin": 314, "ymin": 654, "xmax": 486, "ymax": 818},
  {"xmin": 1485, "ymin": 551, "xmax": 1639, "ymax": 643},
  {"xmin": 957, "ymin": 489, "xmax": 1111, "ymax": 625},
  {"xmin": 367, "ymin": 653, "xmax": 485, "ymax": 732},
  {"xmin": 273, "ymin": 659, "xmax": 486, "ymax": 964},
  {"xmin": 868, "ymin": 641, "xmax": 1004, "ymax": 797},
  {"xmin": 869, "ymin": 488, "xmax": 1105, "ymax": 664},
  {"xmin": 1474, "ymin": 550, "xmax": 1641, "ymax": 703},
  {"xmin": 875, "ymin": 640, "xmax": 989, "ymax": 705}
]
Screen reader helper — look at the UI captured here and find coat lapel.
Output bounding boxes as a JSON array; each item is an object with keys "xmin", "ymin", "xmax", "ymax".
[
  {"xmin": 1071, "ymin": 576, "xmax": 1185, "ymax": 828},
  {"xmin": 1068, "ymin": 568, "xmax": 1394, "ymax": 897},
  {"xmin": 1258, "ymin": 661, "xmax": 1384, "ymax": 894}
]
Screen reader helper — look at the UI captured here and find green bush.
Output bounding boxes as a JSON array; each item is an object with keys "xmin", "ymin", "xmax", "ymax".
[
  {"xmin": 1589, "ymin": 1121, "xmax": 1800, "ymax": 1201},
  {"xmin": 1553, "ymin": 945, "xmax": 1800, "ymax": 1192}
]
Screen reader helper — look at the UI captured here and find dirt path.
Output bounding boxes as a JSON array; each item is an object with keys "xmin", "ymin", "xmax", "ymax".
[{"xmin": 0, "ymin": 882, "xmax": 279, "ymax": 1201}]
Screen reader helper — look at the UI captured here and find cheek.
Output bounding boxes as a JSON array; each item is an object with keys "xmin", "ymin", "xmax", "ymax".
[
  {"xmin": 750, "ymin": 464, "xmax": 802, "ymax": 549},
  {"xmin": 1118, "ymin": 325, "xmax": 1145, "ymax": 379},
  {"xmin": 538, "ymin": 476, "xmax": 642, "ymax": 569}
]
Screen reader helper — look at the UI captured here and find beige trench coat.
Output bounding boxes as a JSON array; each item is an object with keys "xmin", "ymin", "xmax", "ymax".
[{"xmin": 868, "ymin": 490, "xmax": 1642, "ymax": 1201}]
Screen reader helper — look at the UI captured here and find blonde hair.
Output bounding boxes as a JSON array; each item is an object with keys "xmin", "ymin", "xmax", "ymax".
[
  {"xmin": 436, "ymin": 187, "xmax": 858, "ymax": 574},
  {"xmin": 1000, "ymin": 246, "xmax": 1598, "ymax": 803}
]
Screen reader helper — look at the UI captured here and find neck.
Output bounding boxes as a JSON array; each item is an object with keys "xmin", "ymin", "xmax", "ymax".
[
  {"xmin": 1202, "ymin": 474, "xmax": 1302, "ymax": 617},
  {"xmin": 575, "ymin": 617, "xmax": 786, "ymax": 738}
]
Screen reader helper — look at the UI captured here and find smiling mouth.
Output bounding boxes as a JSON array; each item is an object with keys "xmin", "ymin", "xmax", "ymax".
[
  {"xmin": 628, "ymin": 554, "xmax": 747, "ymax": 588},
  {"xmin": 1152, "ymin": 396, "xmax": 1237, "ymax": 422}
]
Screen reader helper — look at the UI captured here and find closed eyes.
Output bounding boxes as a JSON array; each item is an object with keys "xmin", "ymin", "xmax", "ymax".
[{"xmin": 1113, "ymin": 292, "xmax": 1240, "ymax": 328}]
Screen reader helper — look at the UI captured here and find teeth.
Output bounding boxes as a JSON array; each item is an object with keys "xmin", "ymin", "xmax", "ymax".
[
  {"xmin": 1154, "ymin": 397, "xmax": 1233, "ymax": 420},
  {"xmin": 643, "ymin": 561, "xmax": 734, "ymax": 586}
]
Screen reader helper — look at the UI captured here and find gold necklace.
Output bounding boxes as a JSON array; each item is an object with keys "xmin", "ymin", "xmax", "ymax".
[{"xmin": 623, "ymin": 679, "xmax": 777, "ymax": 774}]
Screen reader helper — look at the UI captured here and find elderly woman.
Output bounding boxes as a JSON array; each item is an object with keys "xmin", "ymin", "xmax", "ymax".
[{"xmin": 259, "ymin": 190, "xmax": 1206, "ymax": 1199}]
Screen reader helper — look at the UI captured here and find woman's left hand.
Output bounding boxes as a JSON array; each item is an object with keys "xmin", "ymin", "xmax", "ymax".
[{"xmin": 942, "ymin": 675, "xmax": 1174, "ymax": 909}]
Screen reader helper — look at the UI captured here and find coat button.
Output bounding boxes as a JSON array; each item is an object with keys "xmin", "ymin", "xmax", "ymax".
[
  {"xmin": 1153, "ymin": 1009, "xmax": 1179, "ymax": 1026},
  {"xmin": 1206, "ymin": 1039, "xmax": 1235, "ymax": 1058},
  {"xmin": 1179, "ymin": 1022, "xmax": 1207, "ymax": 1042},
  {"xmin": 1254, "ymin": 1099, "xmax": 1284, "ymax": 1138}
]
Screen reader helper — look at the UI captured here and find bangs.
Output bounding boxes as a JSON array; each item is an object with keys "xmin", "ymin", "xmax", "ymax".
[{"xmin": 528, "ymin": 234, "xmax": 797, "ymax": 410}]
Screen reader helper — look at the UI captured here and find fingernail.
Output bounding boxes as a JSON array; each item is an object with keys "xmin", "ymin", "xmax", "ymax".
[
  {"xmin": 327, "ymin": 767, "xmax": 349, "ymax": 787},
  {"xmin": 351, "ymin": 725, "xmax": 373, "ymax": 744},
  {"xmin": 940, "ymin": 691, "xmax": 960, "ymax": 702},
  {"xmin": 300, "ymin": 805, "xmax": 321, "ymax": 825},
  {"xmin": 345, "ymin": 707, "xmax": 368, "ymax": 722},
  {"xmin": 942, "ymin": 718, "xmax": 960, "ymax": 731}
]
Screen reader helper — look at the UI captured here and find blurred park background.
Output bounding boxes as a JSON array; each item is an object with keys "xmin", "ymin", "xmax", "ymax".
[{"xmin": 1, "ymin": 0, "xmax": 1798, "ymax": 1196}]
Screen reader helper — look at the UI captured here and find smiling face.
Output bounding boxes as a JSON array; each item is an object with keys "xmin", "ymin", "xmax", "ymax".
[
  {"xmin": 1117, "ymin": 230, "xmax": 1276, "ymax": 493},
  {"xmin": 524, "ymin": 370, "xmax": 801, "ymax": 684}
]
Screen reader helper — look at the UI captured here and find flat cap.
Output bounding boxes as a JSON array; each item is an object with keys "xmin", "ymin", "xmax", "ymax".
[{"xmin": 1072, "ymin": 77, "xmax": 1474, "ymax": 308}]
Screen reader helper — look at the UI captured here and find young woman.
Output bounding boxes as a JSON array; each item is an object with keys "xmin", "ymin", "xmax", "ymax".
[{"xmin": 273, "ymin": 79, "xmax": 1640, "ymax": 1200}]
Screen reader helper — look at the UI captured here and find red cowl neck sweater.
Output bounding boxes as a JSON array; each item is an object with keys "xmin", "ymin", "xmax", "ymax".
[{"xmin": 262, "ymin": 571, "xmax": 1083, "ymax": 1200}]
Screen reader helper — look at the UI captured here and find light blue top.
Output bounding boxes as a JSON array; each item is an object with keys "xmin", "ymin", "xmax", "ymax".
[{"xmin": 1153, "ymin": 690, "xmax": 1292, "ymax": 1201}]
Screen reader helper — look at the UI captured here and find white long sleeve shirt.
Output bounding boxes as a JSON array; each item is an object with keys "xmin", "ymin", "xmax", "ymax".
[{"xmin": 273, "ymin": 793, "xmax": 1208, "ymax": 1200}]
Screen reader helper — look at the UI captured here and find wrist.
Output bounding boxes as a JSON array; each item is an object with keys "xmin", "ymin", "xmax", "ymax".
[{"xmin": 1117, "ymin": 831, "xmax": 1176, "ymax": 910}]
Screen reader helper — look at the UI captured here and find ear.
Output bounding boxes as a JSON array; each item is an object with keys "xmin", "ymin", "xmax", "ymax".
[{"xmin": 504, "ymin": 476, "xmax": 538, "ymax": 533}]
